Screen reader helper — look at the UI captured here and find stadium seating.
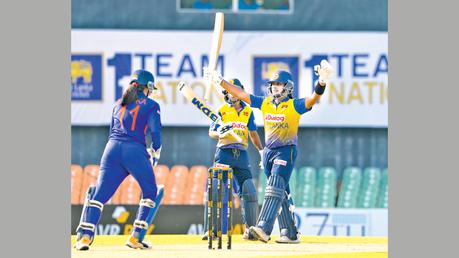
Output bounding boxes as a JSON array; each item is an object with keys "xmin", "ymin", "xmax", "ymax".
[
  {"xmin": 288, "ymin": 168, "xmax": 298, "ymax": 200},
  {"xmin": 257, "ymin": 170, "xmax": 267, "ymax": 206},
  {"xmin": 296, "ymin": 167, "xmax": 316, "ymax": 207},
  {"xmin": 377, "ymin": 168, "xmax": 388, "ymax": 208},
  {"xmin": 315, "ymin": 167, "xmax": 337, "ymax": 208},
  {"xmin": 71, "ymin": 164, "xmax": 388, "ymax": 208},
  {"xmin": 163, "ymin": 165, "xmax": 189, "ymax": 204},
  {"xmin": 183, "ymin": 165, "xmax": 207, "ymax": 204},
  {"xmin": 337, "ymin": 167, "xmax": 362, "ymax": 208},
  {"xmin": 79, "ymin": 165, "xmax": 100, "ymax": 203},
  {"xmin": 71, "ymin": 165, "xmax": 84, "ymax": 204},
  {"xmin": 358, "ymin": 167, "xmax": 381, "ymax": 208}
]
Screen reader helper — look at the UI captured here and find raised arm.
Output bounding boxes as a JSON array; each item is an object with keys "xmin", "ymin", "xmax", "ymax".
[
  {"xmin": 203, "ymin": 67, "xmax": 251, "ymax": 104},
  {"xmin": 305, "ymin": 60, "xmax": 335, "ymax": 110},
  {"xmin": 305, "ymin": 81, "xmax": 326, "ymax": 110}
]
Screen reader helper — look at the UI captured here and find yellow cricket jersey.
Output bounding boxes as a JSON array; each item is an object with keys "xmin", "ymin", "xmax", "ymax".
[
  {"xmin": 251, "ymin": 95, "xmax": 310, "ymax": 149},
  {"xmin": 216, "ymin": 103, "xmax": 256, "ymax": 150}
]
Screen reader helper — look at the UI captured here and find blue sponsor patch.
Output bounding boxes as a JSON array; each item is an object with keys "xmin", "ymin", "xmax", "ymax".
[
  {"xmin": 71, "ymin": 54, "xmax": 103, "ymax": 100},
  {"xmin": 253, "ymin": 57, "xmax": 299, "ymax": 98}
]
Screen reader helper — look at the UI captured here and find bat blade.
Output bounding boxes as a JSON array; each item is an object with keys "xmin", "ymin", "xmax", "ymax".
[{"xmin": 204, "ymin": 12, "xmax": 224, "ymax": 102}]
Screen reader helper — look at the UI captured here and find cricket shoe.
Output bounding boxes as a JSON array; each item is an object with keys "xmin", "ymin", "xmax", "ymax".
[
  {"xmin": 74, "ymin": 235, "xmax": 91, "ymax": 251},
  {"xmin": 125, "ymin": 235, "xmax": 152, "ymax": 249},
  {"xmin": 201, "ymin": 231, "xmax": 216, "ymax": 241},
  {"xmin": 242, "ymin": 228, "xmax": 256, "ymax": 241},
  {"xmin": 275, "ymin": 234, "xmax": 300, "ymax": 244},
  {"xmin": 249, "ymin": 226, "xmax": 270, "ymax": 243}
]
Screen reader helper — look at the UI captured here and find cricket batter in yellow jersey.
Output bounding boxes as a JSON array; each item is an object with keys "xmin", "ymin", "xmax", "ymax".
[
  {"xmin": 203, "ymin": 78, "xmax": 264, "ymax": 241},
  {"xmin": 203, "ymin": 60, "xmax": 335, "ymax": 243}
]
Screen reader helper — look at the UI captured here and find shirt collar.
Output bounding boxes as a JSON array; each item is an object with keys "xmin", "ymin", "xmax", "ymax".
[{"xmin": 271, "ymin": 96, "xmax": 290, "ymax": 105}]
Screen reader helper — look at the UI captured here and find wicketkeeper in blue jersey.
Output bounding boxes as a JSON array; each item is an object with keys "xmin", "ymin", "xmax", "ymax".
[{"xmin": 74, "ymin": 70, "xmax": 163, "ymax": 250}]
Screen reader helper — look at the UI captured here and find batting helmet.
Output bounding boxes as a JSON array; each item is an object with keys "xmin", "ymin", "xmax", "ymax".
[
  {"xmin": 130, "ymin": 69, "xmax": 156, "ymax": 91},
  {"xmin": 223, "ymin": 78, "xmax": 244, "ymax": 105},
  {"xmin": 266, "ymin": 70, "xmax": 294, "ymax": 99}
]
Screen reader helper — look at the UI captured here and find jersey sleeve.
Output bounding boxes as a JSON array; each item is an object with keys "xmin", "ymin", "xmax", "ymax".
[
  {"xmin": 293, "ymin": 98, "xmax": 311, "ymax": 115},
  {"xmin": 249, "ymin": 94, "xmax": 264, "ymax": 109},
  {"xmin": 148, "ymin": 103, "xmax": 162, "ymax": 151},
  {"xmin": 247, "ymin": 111, "xmax": 257, "ymax": 131}
]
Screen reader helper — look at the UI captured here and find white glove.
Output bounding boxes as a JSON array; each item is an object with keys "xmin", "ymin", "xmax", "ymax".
[
  {"xmin": 217, "ymin": 122, "xmax": 233, "ymax": 138},
  {"xmin": 314, "ymin": 60, "xmax": 335, "ymax": 84},
  {"xmin": 148, "ymin": 147, "xmax": 161, "ymax": 167},
  {"xmin": 203, "ymin": 66, "xmax": 223, "ymax": 85},
  {"xmin": 258, "ymin": 150, "xmax": 264, "ymax": 169}
]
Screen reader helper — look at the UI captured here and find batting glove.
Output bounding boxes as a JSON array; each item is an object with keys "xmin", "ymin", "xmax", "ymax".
[
  {"xmin": 314, "ymin": 60, "xmax": 335, "ymax": 84},
  {"xmin": 218, "ymin": 122, "xmax": 233, "ymax": 138},
  {"xmin": 203, "ymin": 66, "xmax": 223, "ymax": 85},
  {"xmin": 258, "ymin": 149, "xmax": 264, "ymax": 169},
  {"xmin": 148, "ymin": 147, "xmax": 161, "ymax": 167}
]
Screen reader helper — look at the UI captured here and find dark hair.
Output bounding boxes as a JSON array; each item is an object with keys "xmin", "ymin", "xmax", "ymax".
[{"xmin": 121, "ymin": 83, "xmax": 145, "ymax": 106}]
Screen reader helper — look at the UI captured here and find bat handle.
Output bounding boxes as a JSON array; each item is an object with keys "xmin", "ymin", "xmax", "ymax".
[{"xmin": 204, "ymin": 80, "xmax": 212, "ymax": 102}]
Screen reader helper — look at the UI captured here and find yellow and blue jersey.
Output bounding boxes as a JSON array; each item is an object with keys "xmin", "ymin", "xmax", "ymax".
[
  {"xmin": 249, "ymin": 95, "xmax": 310, "ymax": 149},
  {"xmin": 210, "ymin": 102, "xmax": 257, "ymax": 150},
  {"xmin": 109, "ymin": 92, "xmax": 161, "ymax": 151}
]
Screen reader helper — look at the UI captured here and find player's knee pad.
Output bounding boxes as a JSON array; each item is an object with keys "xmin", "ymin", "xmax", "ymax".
[
  {"xmin": 241, "ymin": 179, "xmax": 258, "ymax": 202},
  {"xmin": 257, "ymin": 175, "xmax": 286, "ymax": 234},
  {"xmin": 77, "ymin": 186, "xmax": 103, "ymax": 236},
  {"xmin": 88, "ymin": 199, "xmax": 104, "ymax": 211},
  {"xmin": 138, "ymin": 186, "xmax": 164, "ymax": 242},
  {"xmin": 240, "ymin": 179, "xmax": 258, "ymax": 226},
  {"xmin": 139, "ymin": 198, "xmax": 156, "ymax": 208},
  {"xmin": 278, "ymin": 192, "xmax": 297, "ymax": 239},
  {"xmin": 265, "ymin": 174, "xmax": 286, "ymax": 199},
  {"xmin": 133, "ymin": 220, "xmax": 148, "ymax": 230}
]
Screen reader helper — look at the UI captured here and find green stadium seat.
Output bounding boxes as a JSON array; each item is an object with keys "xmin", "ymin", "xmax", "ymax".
[
  {"xmin": 377, "ymin": 168, "xmax": 388, "ymax": 208},
  {"xmin": 358, "ymin": 167, "xmax": 381, "ymax": 208},
  {"xmin": 257, "ymin": 170, "xmax": 267, "ymax": 206},
  {"xmin": 288, "ymin": 168, "xmax": 298, "ymax": 201},
  {"xmin": 337, "ymin": 167, "xmax": 362, "ymax": 208},
  {"xmin": 315, "ymin": 167, "xmax": 337, "ymax": 208},
  {"xmin": 296, "ymin": 167, "xmax": 316, "ymax": 207}
]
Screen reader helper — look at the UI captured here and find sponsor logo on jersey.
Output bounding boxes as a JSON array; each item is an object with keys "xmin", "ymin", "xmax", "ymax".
[
  {"xmin": 214, "ymin": 163, "xmax": 230, "ymax": 168},
  {"xmin": 274, "ymin": 159, "xmax": 287, "ymax": 166},
  {"xmin": 265, "ymin": 113, "xmax": 285, "ymax": 122},
  {"xmin": 232, "ymin": 122, "xmax": 247, "ymax": 130}
]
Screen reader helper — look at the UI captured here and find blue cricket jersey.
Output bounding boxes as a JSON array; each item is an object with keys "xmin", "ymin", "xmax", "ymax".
[{"xmin": 109, "ymin": 92, "xmax": 161, "ymax": 151}]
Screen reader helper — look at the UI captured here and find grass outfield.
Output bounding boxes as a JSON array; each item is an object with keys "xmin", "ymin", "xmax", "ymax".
[{"xmin": 71, "ymin": 235, "xmax": 388, "ymax": 258}]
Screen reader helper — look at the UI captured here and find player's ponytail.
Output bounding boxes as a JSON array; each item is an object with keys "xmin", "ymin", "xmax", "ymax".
[{"xmin": 121, "ymin": 84, "xmax": 139, "ymax": 106}]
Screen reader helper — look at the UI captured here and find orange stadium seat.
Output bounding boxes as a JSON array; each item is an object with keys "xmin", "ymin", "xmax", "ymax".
[
  {"xmin": 154, "ymin": 165, "xmax": 170, "ymax": 186},
  {"xmin": 71, "ymin": 165, "xmax": 84, "ymax": 205},
  {"xmin": 163, "ymin": 165, "xmax": 189, "ymax": 204},
  {"xmin": 79, "ymin": 165, "xmax": 100, "ymax": 204},
  {"xmin": 183, "ymin": 165, "xmax": 208, "ymax": 204},
  {"xmin": 109, "ymin": 185, "xmax": 123, "ymax": 204},
  {"xmin": 120, "ymin": 175, "xmax": 141, "ymax": 204}
]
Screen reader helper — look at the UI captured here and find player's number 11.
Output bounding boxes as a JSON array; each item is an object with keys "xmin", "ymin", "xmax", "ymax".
[{"xmin": 119, "ymin": 105, "xmax": 140, "ymax": 131}]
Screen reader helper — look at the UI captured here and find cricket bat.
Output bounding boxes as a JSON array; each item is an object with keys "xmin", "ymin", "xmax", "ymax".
[
  {"xmin": 204, "ymin": 12, "xmax": 224, "ymax": 102},
  {"xmin": 179, "ymin": 81, "xmax": 242, "ymax": 143}
]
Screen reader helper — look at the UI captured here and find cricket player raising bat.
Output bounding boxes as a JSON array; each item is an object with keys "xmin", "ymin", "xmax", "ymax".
[
  {"xmin": 203, "ymin": 78, "xmax": 264, "ymax": 241},
  {"xmin": 203, "ymin": 60, "xmax": 335, "ymax": 243}
]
